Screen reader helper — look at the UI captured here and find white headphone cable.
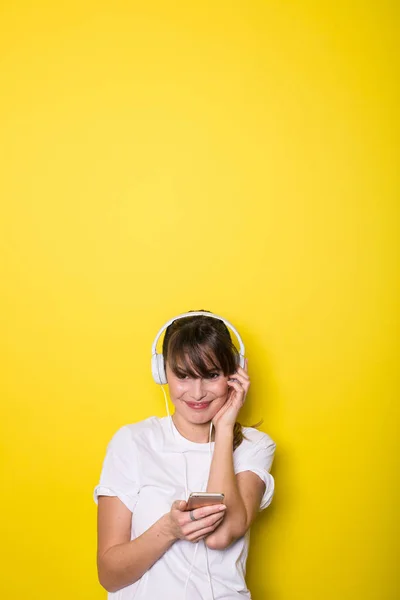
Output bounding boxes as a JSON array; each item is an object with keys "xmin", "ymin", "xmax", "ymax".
[
  {"xmin": 161, "ymin": 384, "xmax": 175, "ymax": 436},
  {"xmin": 183, "ymin": 422, "xmax": 216, "ymax": 600},
  {"xmin": 205, "ymin": 420, "xmax": 215, "ymax": 600}
]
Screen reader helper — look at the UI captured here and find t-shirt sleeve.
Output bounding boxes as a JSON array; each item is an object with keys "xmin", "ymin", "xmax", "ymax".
[
  {"xmin": 93, "ymin": 426, "xmax": 140, "ymax": 513},
  {"xmin": 234, "ymin": 434, "xmax": 276, "ymax": 510}
]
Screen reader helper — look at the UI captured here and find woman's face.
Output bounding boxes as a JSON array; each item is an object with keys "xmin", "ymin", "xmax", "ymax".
[{"xmin": 165, "ymin": 360, "xmax": 231, "ymax": 426}]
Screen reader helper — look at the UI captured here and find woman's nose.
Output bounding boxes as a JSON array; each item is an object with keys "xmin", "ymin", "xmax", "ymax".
[{"xmin": 188, "ymin": 378, "xmax": 207, "ymax": 401}]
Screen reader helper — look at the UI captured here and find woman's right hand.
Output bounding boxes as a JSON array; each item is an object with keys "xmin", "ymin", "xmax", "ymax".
[{"xmin": 165, "ymin": 500, "xmax": 226, "ymax": 543}]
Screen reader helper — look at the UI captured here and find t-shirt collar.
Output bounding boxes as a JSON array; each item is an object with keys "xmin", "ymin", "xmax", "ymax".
[{"xmin": 160, "ymin": 416, "xmax": 214, "ymax": 453}]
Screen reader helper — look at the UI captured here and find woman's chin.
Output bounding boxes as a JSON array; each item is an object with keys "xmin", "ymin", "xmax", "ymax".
[
  {"xmin": 185, "ymin": 407, "xmax": 222, "ymax": 426},
  {"xmin": 184, "ymin": 408, "xmax": 213, "ymax": 423}
]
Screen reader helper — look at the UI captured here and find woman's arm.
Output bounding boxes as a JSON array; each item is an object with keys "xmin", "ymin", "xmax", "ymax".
[
  {"xmin": 205, "ymin": 360, "xmax": 267, "ymax": 550},
  {"xmin": 97, "ymin": 496, "xmax": 226, "ymax": 592},
  {"xmin": 205, "ymin": 426, "xmax": 265, "ymax": 550}
]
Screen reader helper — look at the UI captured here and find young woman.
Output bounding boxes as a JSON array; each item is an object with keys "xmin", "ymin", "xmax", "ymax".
[{"xmin": 94, "ymin": 311, "xmax": 276, "ymax": 599}]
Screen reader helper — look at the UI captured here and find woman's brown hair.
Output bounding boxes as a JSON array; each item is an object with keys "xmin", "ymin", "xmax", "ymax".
[{"xmin": 162, "ymin": 310, "xmax": 245, "ymax": 451}]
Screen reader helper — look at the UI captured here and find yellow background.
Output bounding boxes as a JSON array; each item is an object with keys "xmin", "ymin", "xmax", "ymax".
[{"xmin": 0, "ymin": 1, "xmax": 398, "ymax": 599}]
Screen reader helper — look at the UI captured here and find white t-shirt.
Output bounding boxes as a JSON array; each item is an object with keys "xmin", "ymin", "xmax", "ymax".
[{"xmin": 94, "ymin": 416, "xmax": 276, "ymax": 600}]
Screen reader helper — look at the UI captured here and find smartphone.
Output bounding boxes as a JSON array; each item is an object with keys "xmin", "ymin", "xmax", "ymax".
[{"xmin": 186, "ymin": 492, "xmax": 225, "ymax": 510}]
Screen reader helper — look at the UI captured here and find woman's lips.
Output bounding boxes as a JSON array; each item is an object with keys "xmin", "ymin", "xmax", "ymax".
[{"xmin": 185, "ymin": 401, "xmax": 211, "ymax": 410}]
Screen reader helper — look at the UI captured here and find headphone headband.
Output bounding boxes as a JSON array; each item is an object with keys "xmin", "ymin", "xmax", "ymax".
[{"xmin": 151, "ymin": 311, "xmax": 245, "ymax": 357}]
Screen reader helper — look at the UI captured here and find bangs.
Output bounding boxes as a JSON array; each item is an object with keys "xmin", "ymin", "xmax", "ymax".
[
  {"xmin": 165, "ymin": 321, "xmax": 238, "ymax": 378},
  {"xmin": 168, "ymin": 342, "xmax": 222, "ymax": 378}
]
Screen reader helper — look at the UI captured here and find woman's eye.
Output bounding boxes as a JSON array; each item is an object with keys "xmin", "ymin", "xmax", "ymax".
[
  {"xmin": 176, "ymin": 373, "xmax": 189, "ymax": 380},
  {"xmin": 206, "ymin": 372, "xmax": 220, "ymax": 380}
]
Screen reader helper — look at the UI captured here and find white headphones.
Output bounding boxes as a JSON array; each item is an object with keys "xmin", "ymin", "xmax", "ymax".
[{"xmin": 151, "ymin": 311, "xmax": 246, "ymax": 385}]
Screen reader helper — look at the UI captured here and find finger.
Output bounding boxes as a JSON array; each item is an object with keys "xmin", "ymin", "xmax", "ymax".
[
  {"xmin": 187, "ymin": 519, "xmax": 225, "ymax": 542},
  {"xmin": 232, "ymin": 371, "xmax": 250, "ymax": 386},
  {"xmin": 183, "ymin": 510, "xmax": 226, "ymax": 535},
  {"xmin": 236, "ymin": 378, "xmax": 250, "ymax": 394},
  {"xmin": 227, "ymin": 380, "xmax": 248, "ymax": 404},
  {"xmin": 228, "ymin": 377, "xmax": 243, "ymax": 386},
  {"xmin": 235, "ymin": 366, "xmax": 250, "ymax": 380},
  {"xmin": 230, "ymin": 375, "xmax": 250, "ymax": 391},
  {"xmin": 172, "ymin": 500, "xmax": 187, "ymax": 512},
  {"xmin": 227, "ymin": 380, "xmax": 245, "ymax": 393},
  {"xmin": 230, "ymin": 369, "xmax": 249, "ymax": 382},
  {"xmin": 185, "ymin": 514, "xmax": 225, "ymax": 539},
  {"xmin": 188, "ymin": 504, "xmax": 226, "ymax": 523}
]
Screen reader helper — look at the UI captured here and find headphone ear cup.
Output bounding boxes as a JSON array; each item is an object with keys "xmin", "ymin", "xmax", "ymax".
[
  {"xmin": 238, "ymin": 355, "xmax": 245, "ymax": 369},
  {"xmin": 157, "ymin": 354, "xmax": 167, "ymax": 385},
  {"xmin": 152, "ymin": 354, "xmax": 167, "ymax": 385},
  {"xmin": 151, "ymin": 354, "xmax": 160, "ymax": 384}
]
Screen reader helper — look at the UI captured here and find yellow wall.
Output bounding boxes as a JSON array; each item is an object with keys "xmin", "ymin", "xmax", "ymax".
[{"xmin": 0, "ymin": 1, "xmax": 398, "ymax": 599}]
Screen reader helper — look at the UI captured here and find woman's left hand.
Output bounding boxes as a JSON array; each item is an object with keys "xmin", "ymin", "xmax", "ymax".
[{"xmin": 212, "ymin": 359, "xmax": 250, "ymax": 431}]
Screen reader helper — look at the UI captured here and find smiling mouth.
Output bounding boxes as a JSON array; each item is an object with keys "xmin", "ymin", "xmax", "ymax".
[{"xmin": 185, "ymin": 401, "xmax": 211, "ymax": 410}]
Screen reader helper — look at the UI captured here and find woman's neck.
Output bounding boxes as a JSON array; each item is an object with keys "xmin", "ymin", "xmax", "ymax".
[{"xmin": 171, "ymin": 413, "xmax": 213, "ymax": 443}]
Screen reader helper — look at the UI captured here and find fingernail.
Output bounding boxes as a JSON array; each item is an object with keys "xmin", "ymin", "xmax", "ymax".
[{"xmin": 218, "ymin": 505, "xmax": 226, "ymax": 510}]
